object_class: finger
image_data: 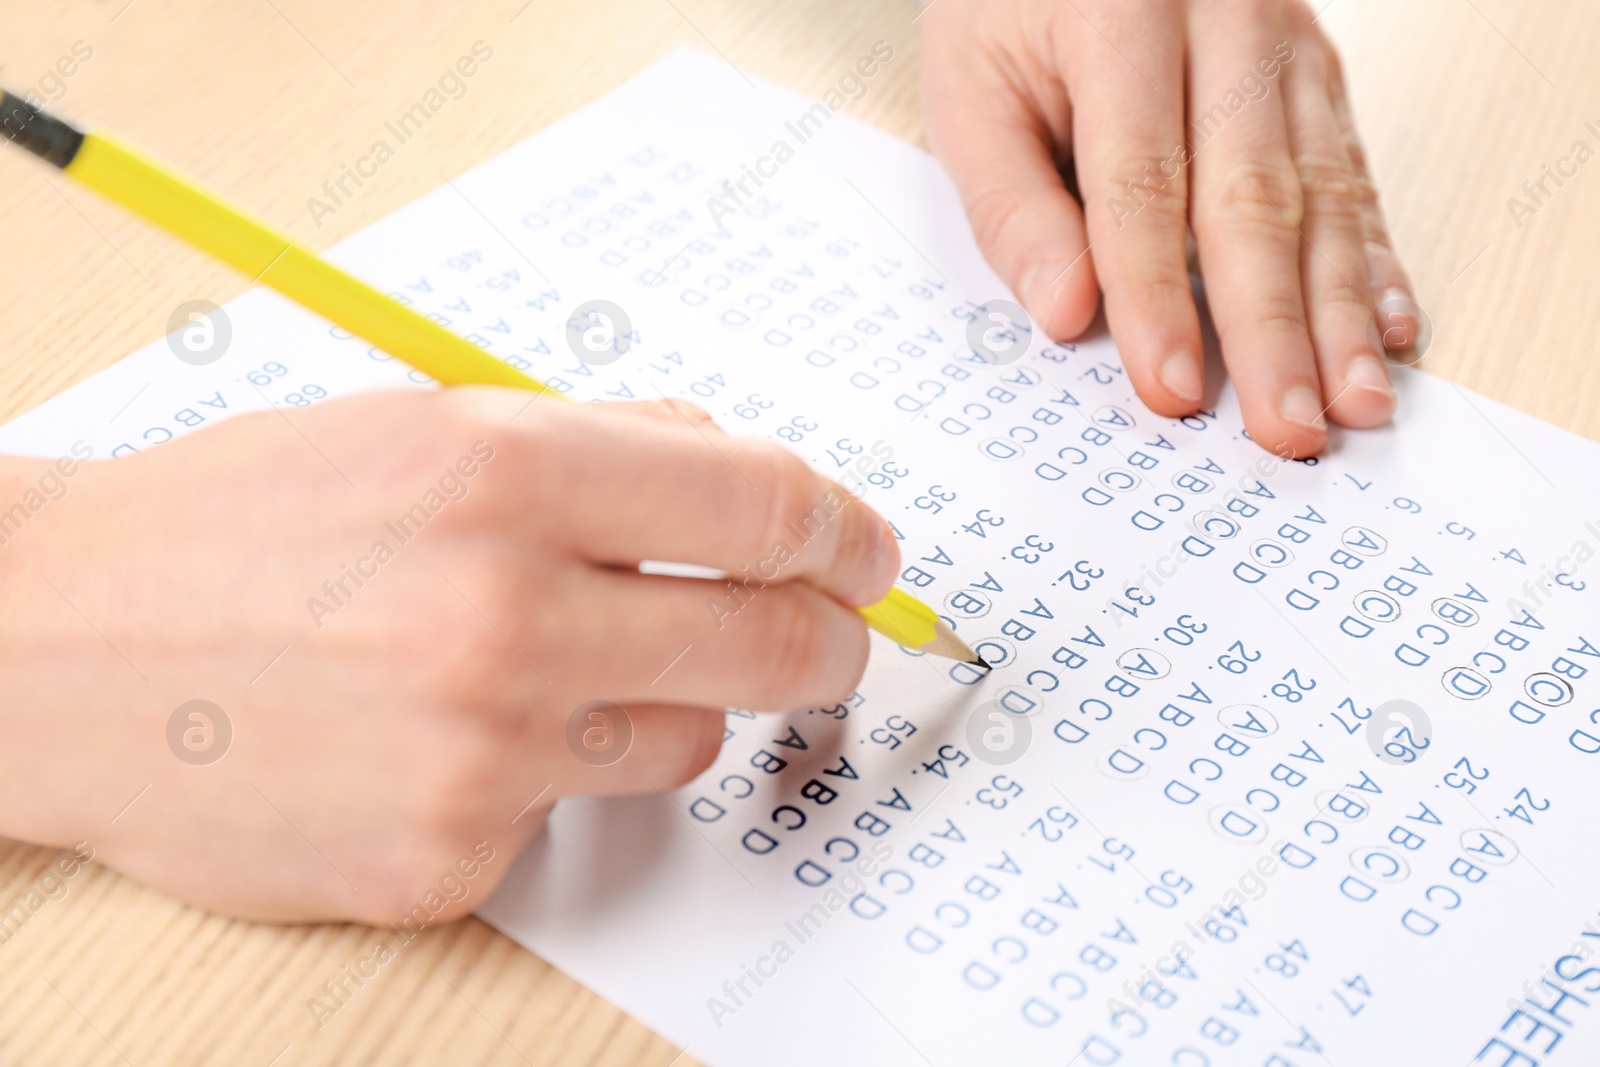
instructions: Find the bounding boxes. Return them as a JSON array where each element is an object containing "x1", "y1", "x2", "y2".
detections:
[
  {"x1": 1280, "y1": 23, "x2": 1394, "y2": 428},
  {"x1": 485, "y1": 397, "x2": 900, "y2": 607},
  {"x1": 1189, "y1": 20, "x2": 1326, "y2": 456},
  {"x1": 922, "y1": 11, "x2": 1099, "y2": 340},
  {"x1": 552, "y1": 702, "x2": 724, "y2": 797},
  {"x1": 559, "y1": 569, "x2": 869, "y2": 711},
  {"x1": 1327, "y1": 58, "x2": 1421, "y2": 351},
  {"x1": 606, "y1": 429, "x2": 897, "y2": 606},
  {"x1": 1069, "y1": 0, "x2": 1206, "y2": 411}
]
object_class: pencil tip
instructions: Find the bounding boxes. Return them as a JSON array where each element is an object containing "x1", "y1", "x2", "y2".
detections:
[{"x1": 969, "y1": 654, "x2": 993, "y2": 671}]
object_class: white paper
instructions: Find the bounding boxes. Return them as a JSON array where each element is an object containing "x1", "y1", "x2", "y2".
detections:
[{"x1": 12, "y1": 48, "x2": 1600, "y2": 1067}]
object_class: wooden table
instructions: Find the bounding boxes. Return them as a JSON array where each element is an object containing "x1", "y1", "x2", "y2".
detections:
[{"x1": 1, "y1": 0, "x2": 1594, "y2": 1062}]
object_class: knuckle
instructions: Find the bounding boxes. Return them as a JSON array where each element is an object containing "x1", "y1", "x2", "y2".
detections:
[
  {"x1": 1337, "y1": 112, "x2": 1376, "y2": 168},
  {"x1": 827, "y1": 495, "x2": 877, "y2": 588},
  {"x1": 1297, "y1": 169, "x2": 1364, "y2": 231},
  {"x1": 1100, "y1": 151, "x2": 1188, "y2": 194},
  {"x1": 1359, "y1": 224, "x2": 1397, "y2": 260},
  {"x1": 1137, "y1": 185, "x2": 1191, "y2": 227},
  {"x1": 1110, "y1": 269, "x2": 1194, "y2": 313},
  {"x1": 766, "y1": 593, "x2": 824, "y2": 705},
  {"x1": 1203, "y1": 162, "x2": 1305, "y2": 233},
  {"x1": 1222, "y1": 290, "x2": 1310, "y2": 339},
  {"x1": 1352, "y1": 171, "x2": 1381, "y2": 210},
  {"x1": 1097, "y1": 152, "x2": 1188, "y2": 222},
  {"x1": 1363, "y1": 235, "x2": 1400, "y2": 263},
  {"x1": 1256, "y1": 305, "x2": 1312, "y2": 334},
  {"x1": 434, "y1": 388, "x2": 512, "y2": 452},
  {"x1": 963, "y1": 184, "x2": 1034, "y2": 260},
  {"x1": 663, "y1": 397, "x2": 714, "y2": 425},
  {"x1": 425, "y1": 575, "x2": 542, "y2": 707},
  {"x1": 1222, "y1": 0, "x2": 1290, "y2": 26},
  {"x1": 636, "y1": 397, "x2": 686, "y2": 422},
  {"x1": 1317, "y1": 274, "x2": 1373, "y2": 313},
  {"x1": 1356, "y1": 183, "x2": 1398, "y2": 249},
  {"x1": 624, "y1": 396, "x2": 712, "y2": 429},
  {"x1": 753, "y1": 445, "x2": 823, "y2": 555},
  {"x1": 757, "y1": 593, "x2": 833, "y2": 709},
  {"x1": 1284, "y1": 0, "x2": 1318, "y2": 31},
  {"x1": 1296, "y1": 159, "x2": 1359, "y2": 205}
]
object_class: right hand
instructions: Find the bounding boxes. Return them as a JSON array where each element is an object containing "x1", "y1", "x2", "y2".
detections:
[{"x1": 0, "y1": 389, "x2": 899, "y2": 923}]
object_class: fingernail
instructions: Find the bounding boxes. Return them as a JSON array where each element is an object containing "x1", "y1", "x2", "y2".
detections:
[
  {"x1": 1159, "y1": 350, "x2": 1202, "y2": 402},
  {"x1": 1280, "y1": 385, "x2": 1327, "y2": 430},
  {"x1": 1345, "y1": 354, "x2": 1394, "y2": 398}
]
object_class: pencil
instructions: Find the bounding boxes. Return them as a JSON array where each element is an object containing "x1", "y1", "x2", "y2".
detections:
[{"x1": 0, "y1": 92, "x2": 989, "y2": 668}]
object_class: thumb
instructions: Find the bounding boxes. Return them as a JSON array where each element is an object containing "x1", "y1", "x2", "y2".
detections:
[{"x1": 922, "y1": 18, "x2": 1099, "y2": 340}]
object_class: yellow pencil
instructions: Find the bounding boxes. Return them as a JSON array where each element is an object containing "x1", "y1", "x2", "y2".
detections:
[{"x1": 0, "y1": 92, "x2": 987, "y2": 667}]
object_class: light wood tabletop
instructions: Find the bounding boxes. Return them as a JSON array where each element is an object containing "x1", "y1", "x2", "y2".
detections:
[{"x1": 0, "y1": 0, "x2": 1594, "y2": 1063}]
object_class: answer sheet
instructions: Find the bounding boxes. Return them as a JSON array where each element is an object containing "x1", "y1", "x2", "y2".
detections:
[{"x1": 7, "y1": 48, "x2": 1600, "y2": 1067}]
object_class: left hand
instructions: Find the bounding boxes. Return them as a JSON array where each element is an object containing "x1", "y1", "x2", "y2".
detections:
[{"x1": 922, "y1": 0, "x2": 1419, "y2": 457}]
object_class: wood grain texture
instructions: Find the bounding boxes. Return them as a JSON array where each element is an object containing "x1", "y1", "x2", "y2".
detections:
[{"x1": 0, "y1": 0, "x2": 1591, "y2": 1063}]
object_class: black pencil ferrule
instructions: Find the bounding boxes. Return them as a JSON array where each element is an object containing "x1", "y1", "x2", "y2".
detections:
[{"x1": 0, "y1": 91, "x2": 85, "y2": 169}]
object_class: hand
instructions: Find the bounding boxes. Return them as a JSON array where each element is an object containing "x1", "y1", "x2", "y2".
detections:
[
  {"x1": 922, "y1": 0, "x2": 1419, "y2": 456},
  {"x1": 0, "y1": 390, "x2": 898, "y2": 922}
]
